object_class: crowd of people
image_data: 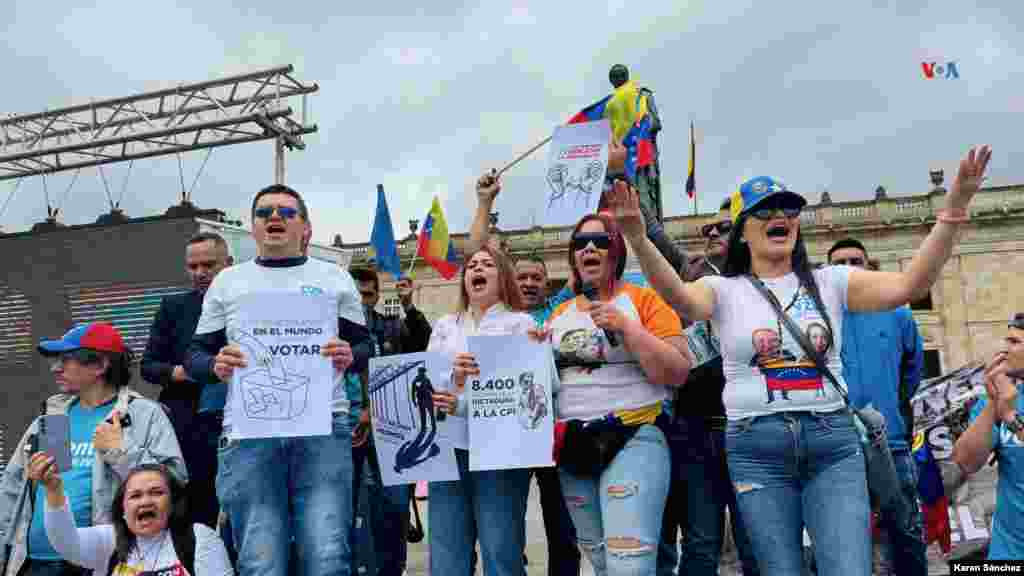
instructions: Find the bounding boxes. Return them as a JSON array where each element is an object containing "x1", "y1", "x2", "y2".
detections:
[{"x1": 2, "y1": 141, "x2": 1019, "y2": 576}]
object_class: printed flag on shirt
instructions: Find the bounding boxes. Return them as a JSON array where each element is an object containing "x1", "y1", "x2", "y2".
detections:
[
  {"x1": 912, "y1": 431, "x2": 952, "y2": 553},
  {"x1": 685, "y1": 122, "x2": 696, "y2": 199},
  {"x1": 416, "y1": 197, "x2": 458, "y2": 280},
  {"x1": 568, "y1": 80, "x2": 654, "y2": 185},
  {"x1": 369, "y1": 184, "x2": 402, "y2": 279}
]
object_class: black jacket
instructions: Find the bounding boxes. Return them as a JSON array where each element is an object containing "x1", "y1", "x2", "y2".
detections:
[
  {"x1": 141, "y1": 290, "x2": 205, "y2": 442},
  {"x1": 365, "y1": 305, "x2": 432, "y2": 356}
]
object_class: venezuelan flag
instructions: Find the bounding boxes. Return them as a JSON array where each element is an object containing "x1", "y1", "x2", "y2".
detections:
[
  {"x1": 416, "y1": 197, "x2": 458, "y2": 280},
  {"x1": 568, "y1": 80, "x2": 655, "y2": 185},
  {"x1": 912, "y1": 431, "x2": 952, "y2": 553}
]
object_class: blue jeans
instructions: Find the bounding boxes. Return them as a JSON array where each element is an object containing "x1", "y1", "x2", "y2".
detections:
[
  {"x1": 217, "y1": 414, "x2": 354, "y2": 576},
  {"x1": 429, "y1": 449, "x2": 530, "y2": 576},
  {"x1": 560, "y1": 424, "x2": 671, "y2": 576},
  {"x1": 876, "y1": 448, "x2": 928, "y2": 576},
  {"x1": 658, "y1": 415, "x2": 759, "y2": 576},
  {"x1": 726, "y1": 410, "x2": 871, "y2": 576}
]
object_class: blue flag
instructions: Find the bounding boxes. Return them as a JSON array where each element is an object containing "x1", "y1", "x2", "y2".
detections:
[{"x1": 370, "y1": 184, "x2": 402, "y2": 279}]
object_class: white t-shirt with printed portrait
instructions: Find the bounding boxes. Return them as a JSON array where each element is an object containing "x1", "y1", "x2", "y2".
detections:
[{"x1": 704, "y1": 265, "x2": 853, "y2": 420}]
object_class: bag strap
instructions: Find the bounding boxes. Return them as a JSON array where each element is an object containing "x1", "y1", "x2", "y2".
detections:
[
  {"x1": 411, "y1": 496, "x2": 423, "y2": 532},
  {"x1": 744, "y1": 275, "x2": 850, "y2": 406}
]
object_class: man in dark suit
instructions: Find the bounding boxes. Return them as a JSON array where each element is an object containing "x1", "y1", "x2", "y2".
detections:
[{"x1": 141, "y1": 231, "x2": 233, "y2": 528}]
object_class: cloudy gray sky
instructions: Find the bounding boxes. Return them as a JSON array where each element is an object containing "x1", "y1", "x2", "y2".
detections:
[{"x1": 2, "y1": 0, "x2": 1021, "y2": 245}]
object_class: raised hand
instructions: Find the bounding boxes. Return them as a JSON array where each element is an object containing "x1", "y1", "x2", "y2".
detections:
[
  {"x1": 607, "y1": 179, "x2": 645, "y2": 240},
  {"x1": 477, "y1": 169, "x2": 501, "y2": 205},
  {"x1": 947, "y1": 145, "x2": 993, "y2": 211}
]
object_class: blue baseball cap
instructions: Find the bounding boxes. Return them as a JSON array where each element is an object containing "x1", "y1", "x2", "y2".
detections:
[
  {"x1": 729, "y1": 176, "x2": 807, "y2": 223},
  {"x1": 38, "y1": 322, "x2": 127, "y2": 356}
]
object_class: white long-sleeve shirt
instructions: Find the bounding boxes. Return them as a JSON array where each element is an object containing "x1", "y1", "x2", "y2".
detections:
[{"x1": 45, "y1": 500, "x2": 233, "y2": 576}]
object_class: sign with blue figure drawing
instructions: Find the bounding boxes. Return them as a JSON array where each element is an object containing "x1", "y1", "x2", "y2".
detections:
[{"x1": 369, "y1": 352, "x2": 460, "y2": 487}]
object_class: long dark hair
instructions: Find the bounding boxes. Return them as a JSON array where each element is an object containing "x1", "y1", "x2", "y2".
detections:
[
  {"x1": 723, "y1": 213, "x2": 835, "y2": 347},
  {"x1": 107, "y1": 464, "x2": 194, "y2": 576},
  {"x1": 568, "y1": 212, "x2": 627, "y2": 296}
]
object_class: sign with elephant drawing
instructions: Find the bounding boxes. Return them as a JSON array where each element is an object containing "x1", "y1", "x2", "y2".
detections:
[
  {"x1": 466, "y1": 335, "x2": 556, "y2": 471},
  {"x1": 228, "y1": 293, "x2": 334, "y2": 439}
]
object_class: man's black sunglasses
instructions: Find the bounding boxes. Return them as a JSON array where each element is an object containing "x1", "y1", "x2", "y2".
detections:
[
  {"x1": 254, "y1": 205, "x2": 300, "y2": 220},
  {"x1": 700, "y1": 221, "x2": 733, "y2": 238},
  {"x1": 831, "y1": 257, "x2": 865, "y2": 267},
  {"x1": 749, "y1": 200, "x2": 802, "y2": 221},
  {"x1": 1010, "y1": 313, "x2": 1024, "y2": 331},
  {"x1": 571, "y1": 233, "x2": 611, "y2": 251}
]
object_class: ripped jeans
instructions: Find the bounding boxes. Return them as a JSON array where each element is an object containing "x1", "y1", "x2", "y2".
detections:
[
  {"x1": 726, "y1": 410, "x2": 871, "y2": 576},
  {"x1": 559, "y1": 424, "x2": 670, "y2": 576}
]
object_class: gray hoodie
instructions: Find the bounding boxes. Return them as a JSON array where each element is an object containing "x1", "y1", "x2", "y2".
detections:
[{"x1": 0, "y1": 388, "x2": 186, "y2": 576}]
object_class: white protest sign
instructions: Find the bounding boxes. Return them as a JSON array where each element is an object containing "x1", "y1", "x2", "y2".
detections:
[
  {"x1": 543, "y1": 119, "x2": 610, "y2": 228},
  {"x1": 229, "y1": 293, "x2": 334, "y2": 439},
  {"x1": 368, "y1": 352, "x2": 461, "y2": 486},
  {"x1": 467, "y1": 335, "x2": 555, "y2": 471}
]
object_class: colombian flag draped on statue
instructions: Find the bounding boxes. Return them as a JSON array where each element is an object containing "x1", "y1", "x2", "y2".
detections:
[
  {"x1": 568, "y1": 80, "x2": 655, "y2": 185},
  {"x1": 912, "y1": 431, "x2": 952, "y2": 553},
  {"x1": 416, "y1": 196, "x2": 458, "y2": 280}
]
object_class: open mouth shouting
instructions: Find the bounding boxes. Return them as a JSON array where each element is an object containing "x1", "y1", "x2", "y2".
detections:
[
  {"x1": 580, "y1": 253, "x2": 603, "y2": 276},
  {"x1": 134, "y1": 506, "x2": 159, "y2": 527},
  {"x1": 265, "y1": 222, "x2": 287, "y2": 236},
  {"x1": 469, "y1": 274, "x2": 489, "y2": 293},
  {"x1": 765, "y1": 221, "x2": 791, "y2": 242}
]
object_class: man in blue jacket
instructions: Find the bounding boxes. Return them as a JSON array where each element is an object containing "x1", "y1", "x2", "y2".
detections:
[{"x1": 828, "y1": 238, "x2": 926, "y2": 576}]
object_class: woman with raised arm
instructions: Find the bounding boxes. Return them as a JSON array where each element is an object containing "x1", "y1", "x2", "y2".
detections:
[
  {"x1": 28, "y1": 459, "x2": 233, "y2": 576},
  {"x1": 426, "y1": 244, "x2": 535, "y2": 576},
  {"x1": 607, "y1": 146, "x2": 992, "y2": 576},
  {"x1": 541, "y1": 211, "x2": 691, "y2": 576}
]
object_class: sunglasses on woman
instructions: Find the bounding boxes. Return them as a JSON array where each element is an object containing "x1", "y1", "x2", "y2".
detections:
[
  {"x1": 749, "y1": 200, "x2": 802, "y2": 221},
  {"x1": 700, "y1": 221, "x2": 732, "y2": 238},
  {"x1": 571, "y1": 232, "x2": 611, "y2": 252},
  {"x1": 1010, "y1": 313, "x2": 1024, "y2": 331},
  {"x1": 254, "y1": 205, "x2": 300, "y2": 220}
]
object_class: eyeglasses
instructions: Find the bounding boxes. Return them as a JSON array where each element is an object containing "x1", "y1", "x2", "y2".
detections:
[
  {"x1": 700, "y1": 221, "x2": 733, "y2": 238},
  {"x1": 571, "y1": 233, "x2": 611, "y2": 252},
  {"x1": 749, "y1": 200, "x2": 802, "y2": 221},
  {"x1": 254, "y1": 205, "x2": 300, "y2": 220},
  {"x1": 53, "y1": 349, "x2": 99, "y2": 366},
  {"x1": 831, "y1": 257, "x2": 865, "y2": 267}
]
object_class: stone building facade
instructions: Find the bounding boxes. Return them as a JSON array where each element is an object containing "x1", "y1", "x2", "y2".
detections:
[{"x1": 345, "y1": 181, "x2": 1024, "y2": 378}]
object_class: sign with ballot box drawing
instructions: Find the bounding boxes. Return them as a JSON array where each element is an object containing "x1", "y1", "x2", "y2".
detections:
[
  {"x1": 229, "y1": 293, "x2": 335, "y2": 439},
  {"x1": 466, "y1": 335, "x2": 556, "y2": 472}
]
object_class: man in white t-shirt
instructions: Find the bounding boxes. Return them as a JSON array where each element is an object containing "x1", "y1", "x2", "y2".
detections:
[{"x1": 185, "y1": 184, "x2": 371, "y2": 576}]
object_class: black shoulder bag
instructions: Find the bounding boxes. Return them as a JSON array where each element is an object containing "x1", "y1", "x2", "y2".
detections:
[{"x1": 745, "y1": 275, "x2": 912, "y2": 525}]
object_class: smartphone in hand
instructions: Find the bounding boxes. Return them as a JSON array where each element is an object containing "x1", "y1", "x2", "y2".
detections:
[{"x1": 36, "y1": 414, "x2": 72, "y2": 473}]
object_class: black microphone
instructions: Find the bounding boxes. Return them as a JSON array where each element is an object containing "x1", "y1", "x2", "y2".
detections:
[{"x1": 580, "y1": 281, "x2": 618, "y2": 346}]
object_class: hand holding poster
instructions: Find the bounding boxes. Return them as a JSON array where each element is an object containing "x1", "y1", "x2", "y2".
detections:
[
  {"x1": 229, "y1": 293, "x2": 334, "y2": 439},
  {"x1": 368, "y1": 352, "x2": 460, "y2": 486},
  {"x1": 543, "y1": 119, "x2": 610, "y2": 228},
  {"x1": 467, "y1": 335, "x2": 555, "y2": 471}
]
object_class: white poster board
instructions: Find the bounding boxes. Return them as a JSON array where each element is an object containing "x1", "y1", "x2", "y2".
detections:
[
  {"x1": 229, "y1": 294, "x2": 334, "y2": 439},
  {"x1": 543, "y1": 119, "x2": 610, "y2": 228},
  {"x1": 368, "y1": 352, "x2": 461, "y2": 486},
  {"x1": 466, "y1": 335, "x2": 555, "y2": 471}
]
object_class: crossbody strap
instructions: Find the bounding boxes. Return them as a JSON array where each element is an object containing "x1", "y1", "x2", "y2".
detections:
[{"x1": 744, "y1": 275, "x2": 850, "y2": 407}]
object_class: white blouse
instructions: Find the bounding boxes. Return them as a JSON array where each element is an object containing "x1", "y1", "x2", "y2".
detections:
[{"x1": 45, "y1": 501, "x2": 233, "y2": 576}]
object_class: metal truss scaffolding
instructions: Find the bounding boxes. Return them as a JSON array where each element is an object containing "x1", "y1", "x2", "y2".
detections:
[{"x1": 0, "y1": 65, "x2": 318, "y2": 182}]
